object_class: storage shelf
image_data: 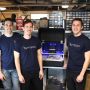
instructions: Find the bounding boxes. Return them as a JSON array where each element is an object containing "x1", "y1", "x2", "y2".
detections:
[
  {"x1": 49, "y1": 11, "x2": 64, "y2": 28},
  {"x1": 66, "y1": 11, "x2": 90, "y2": 31}
]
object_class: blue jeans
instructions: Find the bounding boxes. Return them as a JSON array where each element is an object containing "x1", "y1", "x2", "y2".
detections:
[{"x1": 2, "y1": 69, "x2": 20, "y2": 90}]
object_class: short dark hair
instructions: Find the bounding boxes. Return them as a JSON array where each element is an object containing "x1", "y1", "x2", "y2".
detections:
[
  {"x1": 72, "y1": 18, "x2": 84, "y2": 27},
  {"x1": 4, "y1": 18, "x2": 13, "y2": 25},
  {"x1": 23, "y1": 19, "x2": 33, "y2": 27}
]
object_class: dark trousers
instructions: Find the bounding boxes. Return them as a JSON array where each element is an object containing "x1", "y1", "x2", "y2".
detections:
[
  {"x1": 0, "y1": 80, "x2": 3, "y2": 88},
  {"x1": 20, "y1": 72, "x2": 43, "y2": 90},
  {"x1": 66, "y1": 70, "x2": 87, "y2": 90}
]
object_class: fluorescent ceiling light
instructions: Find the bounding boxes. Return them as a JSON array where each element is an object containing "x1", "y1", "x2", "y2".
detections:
[
  {"x1": 62, "y1": 5, "x2": 69, "y2": 8},
  {"x1": 0, "y1": 7, "x2": 6, "y2": 11}
]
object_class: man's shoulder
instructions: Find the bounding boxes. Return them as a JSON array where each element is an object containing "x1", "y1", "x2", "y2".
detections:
[
  {"x1": 67, "y1": 34, "x2": 73, "y2": 40},
  {"x1": 0, "y1": 34, "x2": 5, "y2": 40},
  {"x1": 13, "y1": 32, "x2": 21, "y2": 37},
  {"x1": 31, "y1": 36, "x2": 39, "y2": 41},
  {"x1": 80, "y1": 34, "x2": 90, "y2": 43},
  {"x1": 82, "y1": 34, "x2": 89, "y2": 39}
]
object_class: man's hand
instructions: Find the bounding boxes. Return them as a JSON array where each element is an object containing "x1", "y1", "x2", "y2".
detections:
[
  {"x1": 0, "y1": 71, "x2": 6, "y2": 80},
  {"x1": 63, "y1": 63, "x2": 67, "y2": 69},
  {"x1": 39, "y1": 70, "x2": 44, "y2": 80},
  {"x1": 19, "y1": 74, "x2": 25, "y2": 83},
  {"x1": 76, "y1": 74, "x2": 84, "y2": 83}
]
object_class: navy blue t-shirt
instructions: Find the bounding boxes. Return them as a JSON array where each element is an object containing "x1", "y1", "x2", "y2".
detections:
[
  {"x1": 67, "y1": 34, "x2": 90, "y2": 72},
  {"x1": 14, "y1": 36, "x2": 41, "y2": 74},
  {"x1": 0, "y1": 33, "x2": 21, "y2": 70}
]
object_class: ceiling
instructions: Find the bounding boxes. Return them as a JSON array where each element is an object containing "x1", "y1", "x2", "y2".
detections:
[{"x1": 0, "y1": 0, "x2": 90, "y2": 11}]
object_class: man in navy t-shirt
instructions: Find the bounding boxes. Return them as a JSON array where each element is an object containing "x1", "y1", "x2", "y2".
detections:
[
  {"x1": 64, "y1": 18, "x2": 90, "y2": 90},
  {"x1": 0, "y1": 18, "x2": 20, "y2": 90},
  {"x1": 14, "y1": 19, "x2": 43, "y2": 90}
]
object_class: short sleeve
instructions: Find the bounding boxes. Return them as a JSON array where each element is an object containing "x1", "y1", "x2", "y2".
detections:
[
  {"x1": 84, "y1": 38, "x2": 90, "y2": 52},
  {"x1": 14, "y1": 39, "x2": 21, "y2": 53},
  {"x1": 37, "y1": 39, "x2": 41, "y2": 49},
  {"x1": 0, "y1": 35, "x2": 3, "y2": 50},
  {"x1": 67, "y1": 36, "x2": 70, "y2": 47},
  {"x1": 0, "y1": 39, "x2": 1, "y2": 50}
]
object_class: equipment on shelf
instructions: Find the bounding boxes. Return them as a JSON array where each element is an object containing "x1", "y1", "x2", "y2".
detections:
[{"x1": 38, "y1": 28, "x2": 65, "y2": 67}]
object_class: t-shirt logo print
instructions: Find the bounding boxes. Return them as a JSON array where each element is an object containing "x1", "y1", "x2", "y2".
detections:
[
  {"x1": 70, "y1": 43, "x2": 80, "y2": 48},
  {"x1": 23, "y1": 46, "x2": 36, "y2": 50}
]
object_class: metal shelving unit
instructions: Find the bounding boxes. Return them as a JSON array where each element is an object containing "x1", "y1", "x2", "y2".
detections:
[
  {"x1": 49, "y1": 11, "x2": 64, "y2": 28},
  {"x1": 66, "y1": 11, "x2": 90, "y2": 31}
]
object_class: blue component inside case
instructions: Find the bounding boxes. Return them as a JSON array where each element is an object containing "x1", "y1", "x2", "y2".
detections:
[{"x1": 42, "y1": 42, "x2": 64, "y2": 54}]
